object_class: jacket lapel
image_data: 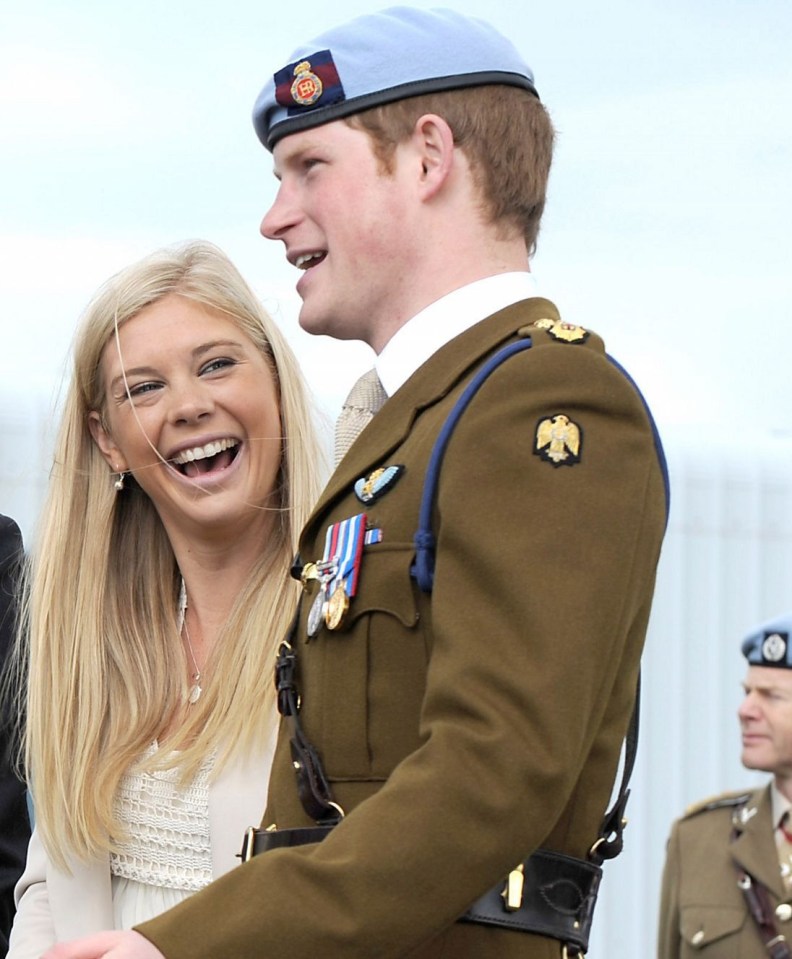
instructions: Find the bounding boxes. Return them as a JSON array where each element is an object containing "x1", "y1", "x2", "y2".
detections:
[
  {"x1": 311, "y1": 297, "x2": 559, "y2": 523},
  {"x1": 730, "y1": 785, "x2": 787, "y2": 900}
]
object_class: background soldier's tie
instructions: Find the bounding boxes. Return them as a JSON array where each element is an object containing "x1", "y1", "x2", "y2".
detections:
[
  {"x1": 334, "y1": 368, "x2": 388, "y2": 466},
  {"x1": 776, "y1": 810, "x2": 792, "y2": 890}
]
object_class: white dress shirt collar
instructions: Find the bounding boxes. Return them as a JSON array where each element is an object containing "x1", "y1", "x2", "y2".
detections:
[
  {"x1": 375, "y1": 272, "x2": 538, "y2": 397},
  {"x1": 772, "y1": 781, "x2": 792, "y2": 830}
]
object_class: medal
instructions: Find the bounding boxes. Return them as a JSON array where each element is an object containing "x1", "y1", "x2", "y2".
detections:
[
  {"x1": 304, "y1": 559, "x2": 337, "y2": 640},
  {"x1": 325, "y1": 580, "x2": 350, "y2": 630},
  {"x1": 319, "y1": 514, "x2": 367, "y2": 632},
  {"x1": 307, "y1": 590, "x2": 326, "y2": 638}
]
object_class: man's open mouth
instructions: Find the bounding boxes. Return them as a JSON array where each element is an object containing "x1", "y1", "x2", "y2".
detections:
[{"x1": 295, "y1": 252, "x2": 326, "y2": 270}]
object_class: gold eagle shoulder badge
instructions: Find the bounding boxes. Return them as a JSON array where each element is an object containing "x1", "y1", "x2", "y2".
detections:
[{"x1": 534, "y1": 414, "x2": 582, "y2": 467}]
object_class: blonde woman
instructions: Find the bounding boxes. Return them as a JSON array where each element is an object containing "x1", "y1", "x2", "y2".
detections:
[{"x1": 8, "y1": 240, "x2": 323, "y2": 958}]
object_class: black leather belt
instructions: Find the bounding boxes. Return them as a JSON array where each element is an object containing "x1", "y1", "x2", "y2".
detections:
[{"x1": 240, "y1": 824, "x2": 601, "y2": 956}]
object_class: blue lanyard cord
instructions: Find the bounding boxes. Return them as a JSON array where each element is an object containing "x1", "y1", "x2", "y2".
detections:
[{"x1": 412, "y1": 338, "x2": 534, "y2": 593}]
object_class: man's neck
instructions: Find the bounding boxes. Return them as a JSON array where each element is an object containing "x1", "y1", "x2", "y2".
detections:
[{"x1": 367, "y1": 222, "x2": 530, "y2": 353}]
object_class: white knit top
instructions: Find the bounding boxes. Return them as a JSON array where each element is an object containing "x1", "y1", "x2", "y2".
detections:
[{"x1": 109, "y1": 744, "x2": 215, "y2": 928}]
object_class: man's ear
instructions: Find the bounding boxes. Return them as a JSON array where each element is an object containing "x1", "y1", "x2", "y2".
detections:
[
  {"x1": 411, "y1": 113, "x2": 455, "y2": 200},
  {"x1": 88, "y1": 411, "x2": 128, "y2": 473}
]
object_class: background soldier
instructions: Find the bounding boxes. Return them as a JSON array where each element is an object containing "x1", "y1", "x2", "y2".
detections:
[{"x1": 659, "y1": 613, "x2": 792, "y2": 957}]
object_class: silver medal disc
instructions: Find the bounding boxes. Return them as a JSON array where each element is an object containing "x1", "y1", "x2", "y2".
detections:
[{"x1": 307, "y1": 590, "x2": 325, "y2": 638}]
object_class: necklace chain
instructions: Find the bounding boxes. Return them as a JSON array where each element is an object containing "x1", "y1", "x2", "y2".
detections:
[{"x1": 179, "y1": 580, "x2": 203, "y2": 705}]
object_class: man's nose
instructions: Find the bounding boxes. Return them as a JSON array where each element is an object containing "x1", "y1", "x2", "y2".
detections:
[{"x1": 260, "y1": 182, "x2": 299, "y2": 240}]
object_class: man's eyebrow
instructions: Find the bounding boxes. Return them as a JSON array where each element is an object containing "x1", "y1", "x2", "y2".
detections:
[{"x1": 746, "y1": 682, "x2": 789, "y2": 694}]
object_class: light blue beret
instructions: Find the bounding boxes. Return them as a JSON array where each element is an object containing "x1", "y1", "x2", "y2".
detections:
[
  {"x1": 253, "y1": 6, "x2": 538, "y2": 151},
  {"x1": 742, "y1": 612, "x2": 792, "y2": 668}
]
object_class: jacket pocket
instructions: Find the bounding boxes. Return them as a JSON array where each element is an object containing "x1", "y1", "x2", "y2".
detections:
[
  {"x1": 680, "y1": 904, "x2": 747, "y2": 951},
  {"x1": 342, "y1": 541, "x2": 419, "y2": 629},
  {"x1": 317, "y1": 543, "x2": 426, "y2": 780}
]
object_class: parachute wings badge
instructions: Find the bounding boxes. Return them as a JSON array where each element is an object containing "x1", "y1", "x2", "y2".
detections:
[{"x1": 534, "y1": 414, "x2": 582, "y2": 467}]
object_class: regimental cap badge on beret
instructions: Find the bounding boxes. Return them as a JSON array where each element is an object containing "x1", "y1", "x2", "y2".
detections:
[
  {"x1": 274, "y1": 50, "x2": 344, "y2": 111},
  {"x1": 290, "y1": 62, "x2": 323, "y2": 106},
  {"x1": 742, "y1": 612, "x2": 792, "y2": 668}
]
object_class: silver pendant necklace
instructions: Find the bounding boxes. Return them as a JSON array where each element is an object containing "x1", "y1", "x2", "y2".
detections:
[{"x1": 179, "y1": 580, "x2": 202, "y2": 704}]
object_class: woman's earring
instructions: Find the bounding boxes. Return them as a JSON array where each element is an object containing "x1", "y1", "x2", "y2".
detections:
[{"x1": 114, "y1": 471, "x2": 126, "y2": 492}]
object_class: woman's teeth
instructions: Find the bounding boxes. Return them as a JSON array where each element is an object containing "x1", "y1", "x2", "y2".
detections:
[{"x1": 172, "y1": 438, "x2": 238, "y2": 465}]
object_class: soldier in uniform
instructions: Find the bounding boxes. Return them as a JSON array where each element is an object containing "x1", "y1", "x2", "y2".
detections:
[
  {"x1": 43, "y1": 8, "x2": 668, "y2": 959},
  {"x1": 658, "y1": 613, "x2": 792, "y2": 958}
]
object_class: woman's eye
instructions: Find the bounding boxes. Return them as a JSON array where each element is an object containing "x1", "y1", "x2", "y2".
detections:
[
  {"x1": 128, "y1": 381, "x2": 161, "y2": 398},
  {"x1": 201, "y1": 358, "x2": 236, "y2": 375}
]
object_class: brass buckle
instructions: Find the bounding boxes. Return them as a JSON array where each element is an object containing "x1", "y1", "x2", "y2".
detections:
[
  {"x1": 238, "y1": 823, "x2": 277, "y2": 862},
  {"x1": 500, "y1": 863, "x2": 525, "y2": 911},
  {"x1": 239, "y1": 826, "x2": 256, "y2": 863}
]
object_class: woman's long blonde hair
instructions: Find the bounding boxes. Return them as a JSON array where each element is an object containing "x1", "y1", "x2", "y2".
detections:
[{"x1": 21, "y1": 240, "x2": 324, "y2": 867}]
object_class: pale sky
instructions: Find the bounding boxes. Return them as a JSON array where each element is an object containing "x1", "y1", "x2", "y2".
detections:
[{"x1": 1, "y1": 0, "x2": 791, "y2": 536}]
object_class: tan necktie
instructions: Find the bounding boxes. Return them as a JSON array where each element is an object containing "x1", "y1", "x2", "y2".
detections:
[{"x1": 334, "y1": 368, "x2": 387, "y2": 466}]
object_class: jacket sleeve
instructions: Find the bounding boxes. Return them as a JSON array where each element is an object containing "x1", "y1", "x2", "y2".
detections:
[
  {"x1": 7, "y1": 828, "x2": 56, "y2": 959},
  {"x1": 138, "y1": 340, "x2": 667, "y2": 959}
]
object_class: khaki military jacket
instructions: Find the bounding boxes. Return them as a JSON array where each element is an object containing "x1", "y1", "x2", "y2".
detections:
[
  {"x1": 658, "y1": 784, "x2": 792, "y2": 958},
  {"x1": 141, "y1": 298, "x2": 668, "y2": 959}
]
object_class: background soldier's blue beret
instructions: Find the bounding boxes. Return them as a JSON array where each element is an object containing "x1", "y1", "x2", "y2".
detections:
[
  {"x1": 253, "y1": 6, "x2": 539, "y2": 151},
  {"x1": 742, "y1": 612, "x2": 792, "y2": 668}
]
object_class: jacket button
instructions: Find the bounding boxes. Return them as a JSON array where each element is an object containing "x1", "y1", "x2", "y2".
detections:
[
  {"x1": 691, "y1": 929, "x2": 705, "y2": 945},
  {"x1": 776, "y1": 903, "x2": 792, "y2": 922}
]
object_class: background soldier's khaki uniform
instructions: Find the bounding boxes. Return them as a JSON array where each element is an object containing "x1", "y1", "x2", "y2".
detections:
[{"x1": 659, "y1": 785, "x2": 792, "y2": 957}]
